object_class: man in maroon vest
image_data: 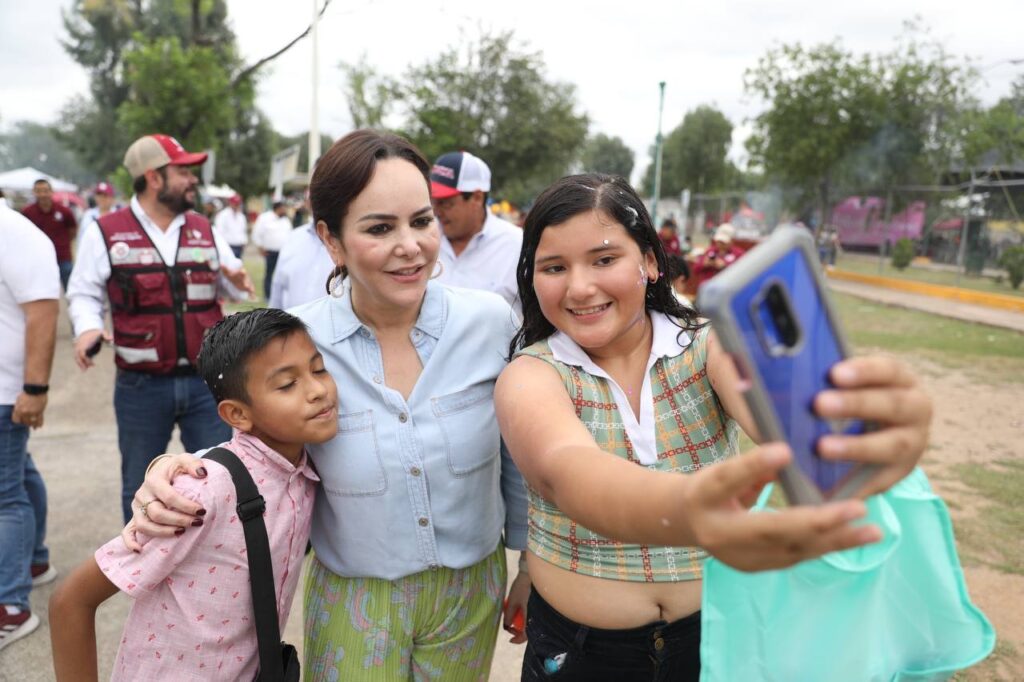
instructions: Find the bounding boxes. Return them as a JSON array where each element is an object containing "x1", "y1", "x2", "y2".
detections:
[{"x1": 66, "y1": 134, "x2": 254, "y2": 522}]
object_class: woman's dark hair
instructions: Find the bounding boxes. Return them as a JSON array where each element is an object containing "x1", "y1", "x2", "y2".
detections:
[
  {"x1": 309, "y1": 129, "x2": 431, "y2": 288},
  {"x1": 666, "y1": 253, "x2": 690, "y2": 282},
  {"x1": 509, "y1": 173, "x2": 704, "y2": 359}
]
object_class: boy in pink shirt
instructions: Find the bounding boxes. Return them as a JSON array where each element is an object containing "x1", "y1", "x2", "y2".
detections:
[{"x1": 49, "y1": 308, "x2": 338, "y2": 681}]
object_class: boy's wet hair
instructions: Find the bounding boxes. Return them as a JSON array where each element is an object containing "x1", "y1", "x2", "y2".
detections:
[{"x1": 198, "y1": 309, "x2": 309, "y2": 403}]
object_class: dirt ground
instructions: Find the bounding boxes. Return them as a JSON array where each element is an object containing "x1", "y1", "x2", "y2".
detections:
[{"x1": 0, "y1": 308, "x2": 1018, "y2": 681}]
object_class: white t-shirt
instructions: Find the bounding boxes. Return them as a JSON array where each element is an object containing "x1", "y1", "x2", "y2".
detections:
[
  {"x1": 0, "y1": 206, "x2": 61, "y2": 404},
  {"x1": 436, "y1": 212, "x2": 522, "y2": 313},
  {"x1": 213, "y1": 206, "x2": 249, "y2": 246},
  {"x1": 268, "y1": 223, "x2": 335, "y2": 310},
  {"x1": 251, "y1": 211, "x2": 293, "y2": 252}
]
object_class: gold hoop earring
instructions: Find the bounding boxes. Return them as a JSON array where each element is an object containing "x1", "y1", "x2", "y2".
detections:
[{"x1": 430, "y1": 260, "x2": 445, "y2": 280}]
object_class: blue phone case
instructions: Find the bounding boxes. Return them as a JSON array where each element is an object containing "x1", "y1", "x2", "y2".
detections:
[{"x1": 697, "y1": 226, "x2": 877, "y2": 504}]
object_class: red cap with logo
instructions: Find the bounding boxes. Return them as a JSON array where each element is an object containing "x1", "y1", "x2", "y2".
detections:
[
  {"x1": 94, "y1": 181, "x2": 115, "y2": 197},
  {"x1": 123, "y1": 134, "x2": 208, "y2": 179}
]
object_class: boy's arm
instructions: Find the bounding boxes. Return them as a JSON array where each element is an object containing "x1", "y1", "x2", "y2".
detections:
[{"x1": 50, "y1": 558, "x2": 119, "y2": 682}]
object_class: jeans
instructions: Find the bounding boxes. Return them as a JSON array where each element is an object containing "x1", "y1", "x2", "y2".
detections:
[
  {"x1": 0, "y1": 405, "x2": 49, "y2": 609},
  {"x1": 113, "y1": 370, "x2": 231, "y2": 522},
  {"x1": 230, "y1": 244, "x2": 244, "y2": 259},
  {"x1": 263, "y1": 250, "x2": 280, "y2": 300},
  {"x1": 58, "y1": 260, "x2": 73, "y2": 292},
  {"x1": 522, "y1": 588, "x2": 701, "y2": 682}
]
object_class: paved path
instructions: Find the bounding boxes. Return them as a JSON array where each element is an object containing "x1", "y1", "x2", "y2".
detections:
[{"x1": 828, "y1": 279, "x2": 1024, "y2": 333}]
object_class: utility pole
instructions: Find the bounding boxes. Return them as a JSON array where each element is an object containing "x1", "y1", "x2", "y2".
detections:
[
  {"x1": 308, "y1": 0, "x2": 321, "y2": 176},
  {"x1": 956, "y1": 171, "x2": 975, "y2": 287},
  {"x1": 651, "y1": 81, "x2": 666, "y2": 227}
]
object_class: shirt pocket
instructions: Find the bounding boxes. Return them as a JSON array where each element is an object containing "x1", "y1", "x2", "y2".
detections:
[
  {"x1": 321, "y1": 410, "x2": 388, "y2": 496},
  {"x1": 431, "y1": 383, "x2": 500, "y2": 477}
]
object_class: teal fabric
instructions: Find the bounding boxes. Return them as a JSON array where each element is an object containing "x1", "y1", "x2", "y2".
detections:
[{"x1": 700, "y1": 468, "x2": 995, "y2": 682}]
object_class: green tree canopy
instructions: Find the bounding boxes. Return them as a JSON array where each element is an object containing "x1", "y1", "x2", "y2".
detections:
[
  {"x1": 745, "y1": 27, "x2": 979, "y2": 224},
  {"x1": 347, "y1": 30, "x2": 589, "y2": 206},
  {"x1": 579, "y1": 133, "x2": 634, "y2": 179},
  {"x1": 641, "y1": 105, "x2": 734, "y2": 197}
]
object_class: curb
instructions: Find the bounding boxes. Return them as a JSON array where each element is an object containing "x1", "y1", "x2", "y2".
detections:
[{"x1": 826, "y1": 269, "x2": 1024, "y2": 314}]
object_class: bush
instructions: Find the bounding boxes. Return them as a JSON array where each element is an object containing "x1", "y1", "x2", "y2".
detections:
[
  {"x1": 999, "y1": 245, "x2": 1024, "y2": 289},
  {"x1": 891, "y1": 238, "x2": 915, "y2": 271}
]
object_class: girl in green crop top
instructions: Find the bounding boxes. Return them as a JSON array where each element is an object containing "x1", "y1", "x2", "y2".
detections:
[{"x1": 495, "y1": 174, "x2": 934, "y2": 681}]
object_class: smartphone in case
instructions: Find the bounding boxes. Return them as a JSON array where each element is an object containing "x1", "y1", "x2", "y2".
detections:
[{"x1": 697, "y1": 226, "x2": 877, "y2": 505}]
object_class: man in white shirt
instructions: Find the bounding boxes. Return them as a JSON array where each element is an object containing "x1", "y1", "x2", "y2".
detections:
[
  {"x1": 0, "y1": 204, "x2": 60, "y2": 651},
  {"x1": 251, "y1": 201, "x2": 293, "y2": 300},
  {"x1": 213, "y1": 194, "x2": 248, "y2": 258},
  {"x1": 429, "y1": 151, "x2": 523, "y2": 312},
  {"x1": 67, "y1": 133, "x2": 254, "y2": 522},
  {"x1": 268, "y1": 221, "x2": 335, "y2": 310}
]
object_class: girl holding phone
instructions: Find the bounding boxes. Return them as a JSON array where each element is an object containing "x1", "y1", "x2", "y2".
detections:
[{"x1": 495, "y1": 173, "x2": 932, "y2": 680}]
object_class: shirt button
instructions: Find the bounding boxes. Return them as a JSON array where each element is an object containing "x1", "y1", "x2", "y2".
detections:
[
  {"x1": 418, "y1": 517, "x2": 429, "y2": 527},
  {"x1": 654, "y1": 637, "x2": 665, "y2": 651},
  {"x1": 398, "y1": 413, "x2": 408, "y2": 423},
  {"x1": 372, "y1": 375, "x2": 382, "y2": 384},
  {"x1": 410, "y1": 467, "x2": 422, "y2": 477}
]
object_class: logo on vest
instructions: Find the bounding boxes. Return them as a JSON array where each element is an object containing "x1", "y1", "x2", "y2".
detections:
[
  {"x1": 109, "y1": 232, "x2": 143, "y2": 242},
  {"x1": 189, "y1": 229, "x2": 202, "y2": 241},
  {"x1": 110, "y1": 241, "x2": 130, "y2": 260},
  {"x1": 191, "y1": 247, "x2": 207, "y2": 263}
]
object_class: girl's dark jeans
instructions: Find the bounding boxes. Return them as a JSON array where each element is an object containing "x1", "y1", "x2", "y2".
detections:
[{"x1": 521, "y1": 587, "x2": 701, "y2": 681}]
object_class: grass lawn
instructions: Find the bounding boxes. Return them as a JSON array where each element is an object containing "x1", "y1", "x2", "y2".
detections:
[
  {"x1": 834, "y1": 252, "x2": 1024, "y2": 300},
  {"x1": 830, "y1": 291, "x2": 1024, "y2": 380}
]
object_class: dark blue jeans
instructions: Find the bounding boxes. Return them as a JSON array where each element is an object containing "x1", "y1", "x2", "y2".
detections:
[
  {"x1": 58, "y1": 260, "x2": 73, "y2": 292},
  {"x1": 0, "y1": 405, "x2": 49, "y2": 609},
  {"x1": 263, "y1": 250, "x2": 280, "y2": 300},
  {"x1": 522, "y1": 588, "x2": 701, "y2": 682},
  {"x1": 113, "y1": 370, "x2": 230, "y2": 522}
]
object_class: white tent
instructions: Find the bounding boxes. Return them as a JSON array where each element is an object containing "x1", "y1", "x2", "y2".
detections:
[{"x1": 0, "y1": 167, "x2": 78, "y2": 193}]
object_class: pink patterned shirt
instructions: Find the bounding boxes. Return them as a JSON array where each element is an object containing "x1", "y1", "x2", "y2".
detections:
[{"x1": 95, "y1": 431, "x2": 319, "y2": 681}]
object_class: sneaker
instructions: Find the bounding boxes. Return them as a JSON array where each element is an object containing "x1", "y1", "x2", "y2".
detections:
[
  {"x1": 0, "y1": 606, "x2": 40, "y2": 652},
  {"x1": 31, "y1": 563, "x2": 58, "y2": 587}
]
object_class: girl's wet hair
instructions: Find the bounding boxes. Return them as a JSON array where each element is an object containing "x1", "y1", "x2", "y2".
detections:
[
  {"x1": 509, "y1": 173, "x2": 704, "y2": 358},
  {"x1": 309, "y1": 129, "x2": 431, "y2": 285}
]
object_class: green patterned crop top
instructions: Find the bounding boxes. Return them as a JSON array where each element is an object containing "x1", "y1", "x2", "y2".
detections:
[{"x1": 516, "y1": 321, "x2": 738, "y2": 582}]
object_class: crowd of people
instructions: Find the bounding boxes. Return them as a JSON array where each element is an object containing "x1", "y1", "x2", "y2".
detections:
[{"x1": 0, "y1": 129, "x2": 934, "y2": 681}]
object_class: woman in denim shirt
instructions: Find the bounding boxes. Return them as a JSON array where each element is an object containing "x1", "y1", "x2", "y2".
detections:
[{"x1": 131, "y1": 131, "x2": 530, "y2": 681}]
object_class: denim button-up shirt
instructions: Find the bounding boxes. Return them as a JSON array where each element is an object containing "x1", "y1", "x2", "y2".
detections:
[{"x1": 293, "y1": 281, "x2": 528, "y2": 580}]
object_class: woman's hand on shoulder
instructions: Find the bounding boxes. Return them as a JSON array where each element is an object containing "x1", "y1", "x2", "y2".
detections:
[
  {"x1": 814, "y1": 355, "x2": 932, "y2": 498},
  {"x1": 121, "y1": 453, "x2": 208, "y2": 552}
]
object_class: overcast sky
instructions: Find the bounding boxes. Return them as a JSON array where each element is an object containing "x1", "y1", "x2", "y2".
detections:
[{"x1": 2, "y1": 0, "x2": 1022, "y2": 179}]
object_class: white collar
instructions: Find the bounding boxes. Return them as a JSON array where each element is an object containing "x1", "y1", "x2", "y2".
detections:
[
  {"x1": 548, "y1": 311, "x2": 689, "y2": 372},
  {"x1": 547, "y1": 312, "x2": 690, "y2": 466}
]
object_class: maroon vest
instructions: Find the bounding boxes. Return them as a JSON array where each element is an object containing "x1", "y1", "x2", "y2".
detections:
[{"x1": 98, "y1": 207, "x2": 223, "y2": 374}]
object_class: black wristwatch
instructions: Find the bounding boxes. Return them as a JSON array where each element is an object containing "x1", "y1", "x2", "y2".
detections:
[{"x1": 22, "y1": 383, "x2": 49, "y2": 395}]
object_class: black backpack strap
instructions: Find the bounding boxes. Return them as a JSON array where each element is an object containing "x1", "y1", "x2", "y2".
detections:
[{"x1": 203, "y1": 447, "x2": 284, "y2": 682}]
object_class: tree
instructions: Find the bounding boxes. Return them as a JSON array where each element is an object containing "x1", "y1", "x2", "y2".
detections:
[
  {"x1": 396, "y1": 30, "x2": 589, "y2": 205},
  {"x1": 59, "y1": 0, "x2": 332, "y2": 184},
  {"x1": 0, "y1": 121, "x2": 94, "y2": 185},
  {"x1": 341, "y1": 55, "x2": 398, "y2": 129},
  {"x1": 580, "y1": 133, "x2": 634, "y2": 179},
  {"x1": 641, "y1": 105, "x2": 734, "y2": 197},
  {"x1": 744, "y1": 26, "x2": 979, "y2": 227}
]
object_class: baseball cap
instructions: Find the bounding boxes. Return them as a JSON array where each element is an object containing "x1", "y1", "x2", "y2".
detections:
[
  {"x1": 430, "y1": 151, "x2": 491, "y2": 199},
  {"x1": 228, "y1": 194, "x2": 242, "y2": 206},
  {"x1": 95, "y1": 182, "x2": 114, "y2": 197},
  {"x1": 713, "y1": 223, "x2": 736, "y2": 243},
  {"x1": 123, "y1": 134, "x2": 208, "y2": 179}
]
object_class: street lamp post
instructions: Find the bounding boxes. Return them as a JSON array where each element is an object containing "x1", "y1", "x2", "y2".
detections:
[
  {"x1": 308, "y1": 0, "x2": 321, "y2": 176},
  {"x1": 651, "y1": 81, "x2": 666, "y2": 227}
]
